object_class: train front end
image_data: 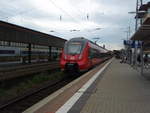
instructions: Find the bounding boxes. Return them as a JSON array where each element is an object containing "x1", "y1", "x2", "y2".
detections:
[{"x1": 60, "y1": 38, "x2": 90, "y2": 73}]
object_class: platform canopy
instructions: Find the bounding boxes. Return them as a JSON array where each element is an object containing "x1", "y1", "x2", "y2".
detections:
[
  {"x1": 131, "y1": 2, "x2": 150, "y2": 44},
  {"x1": 131, "y1": 25, "x2": 150, "y2": 52},
  {"x1": 131, "y1": 7, "x2": 150, "y2": 52},
  {"x1": 0, "y1": 20, "x2": 66, "y2": 48},
  {"x1": 131, "y1": 25, "x2": 150, "y2": 41}
]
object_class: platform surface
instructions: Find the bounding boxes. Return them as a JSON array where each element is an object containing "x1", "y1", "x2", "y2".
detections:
[{"x1": 68, "y1": 59, "x2": 150, "y2": 113}]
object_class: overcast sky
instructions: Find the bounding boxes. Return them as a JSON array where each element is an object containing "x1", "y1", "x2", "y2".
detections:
[{"x1": 0, "y1": 0, "x2": 149, "y2": 50}]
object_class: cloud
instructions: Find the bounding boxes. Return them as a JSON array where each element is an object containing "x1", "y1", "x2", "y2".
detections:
[{"x1": 0, "y1": 0, "x2": 139, "y2": 50}]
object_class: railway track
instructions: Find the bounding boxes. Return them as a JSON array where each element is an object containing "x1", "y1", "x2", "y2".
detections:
[
  {"x1": 0, "y1": 62, "x2": 59, "y2": 81},
  {"x1": 0, "y1": 59, "x2": 110, "y2": 113},
  {"x1": 0, "y1": 75, "x2": 77, "y2": 113}
]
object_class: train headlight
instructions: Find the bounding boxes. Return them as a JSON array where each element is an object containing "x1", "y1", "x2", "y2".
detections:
[
  {"x1": 78, "y1": 54, "x2": 82, "y2": 60},
  {"x1": 64, "y1": 55, "x2": 67, "y2": 60}
]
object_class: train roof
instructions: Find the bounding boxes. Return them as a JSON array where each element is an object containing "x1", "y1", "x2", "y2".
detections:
[
  {"x1": 68, "y1": 37, "x2": 109, "y2": 53},
  {"x1": 69, "y1": 37, "x2": 88, "y2": 43}
]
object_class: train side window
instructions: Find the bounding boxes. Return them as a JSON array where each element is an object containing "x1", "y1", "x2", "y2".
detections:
[
  {"x1": 0, "y1": 41, "x2": 2, "y2": 46},
  {"x1": 89, "y1": 48, "x2": 93, "y2": 59},
  {"x1": 0, "y1": 50, "x2": 15, "y2": 54},
  {"x1": 93, "y1": 49, "x2": 96, "y2": 58},
  {"x1": 89, "y1": 48, "x2": 97, "y2": 58},
  {"x1": 95, "y1": 50, "x2": 100, "y2": 58},
  {"x1": 93, "y1": 49, "x2": 98, "y2": 58}
]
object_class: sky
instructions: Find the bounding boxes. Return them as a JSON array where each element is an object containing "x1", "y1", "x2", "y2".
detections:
[{"x1": 0, "y1": 0, "x2": 149, "y2": 50}]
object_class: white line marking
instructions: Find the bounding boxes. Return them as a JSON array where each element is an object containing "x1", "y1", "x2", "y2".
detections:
[{"x1": 56, "y1": 59, "x2": 113, "y2": 113}]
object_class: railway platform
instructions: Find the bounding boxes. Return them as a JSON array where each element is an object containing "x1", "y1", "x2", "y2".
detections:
[
  {"x1": 24, "y1": 58, "x2": 150, "y2": 113},
  {"x1": 71, "y1": 58, "x2": 150, "y2": 113}
]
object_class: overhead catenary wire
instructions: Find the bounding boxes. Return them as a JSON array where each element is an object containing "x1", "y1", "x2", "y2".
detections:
[
  {"x1": 48, "y1": 0, "x2": 82, "y2": 24},
  {"x1": 48, "y1": 0, "x2": 100, "y2": 31},
  {"x1": 1, "y1": 0, "x2": 101, "y2": 35},
  {"x1": 48, "y1": 0, "x2": 102, "y2": 36}
]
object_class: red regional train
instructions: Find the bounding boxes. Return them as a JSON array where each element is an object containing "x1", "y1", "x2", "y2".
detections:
[{"x1": 60, "y1": 37, "x2": 110, "y2": 72}]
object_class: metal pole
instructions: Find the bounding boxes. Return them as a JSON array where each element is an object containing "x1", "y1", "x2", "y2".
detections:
[
  {"x1": 140, "y1": 0, "x2": 143, "y2": 25},
  {"x1": 48, "y1": 46, "x2": 52, "y2": 61},
  {"x1": 134, "y1": 0, "x2": 139, "y2": 68},
  {"x1": 28, "y1": 43, "x2": 31, "y2": 63},
  {"x1": 141, "y1": 42, "x2": 144, "y2": 75},
  {"x1": 60, "y1": 15, "x2": 62, "y2": 21},
  {"x1": 128, "y1": 26, "x2": 131, "y2": 38},
  {"x1": 87, "y1": 13, "x2": 89, "y2": 20},
  {"x1": 135, "y1": 0, "x2": 138, "y2": 31},
  {"x1": 127, "y1": 31, "x2": 129, "y2": 40},
  {"x1": 135, "y1": 48, "x2": 137, "y2": 68},
  {"x1": 140, "y1": 0, "x2": 143, "y2": 5}
]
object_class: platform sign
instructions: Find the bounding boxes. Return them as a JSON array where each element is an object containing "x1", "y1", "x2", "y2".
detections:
[
  {"x1": 123, "y1": 40, "x2": 127, "y2": 45},
  {"x1": 138, "y1": 41, "x2": 143, "y2": 48},
  {"x1": 131, "y1": 41, "x2": 135, "y2": 48},
  {"x1": 124, "y1": 40, "x2": 143, "y2": 48},
  {"x1": 123, "y1": 40, "x2": 133, "y2": 46},
  {"x1": 135, "y1": 41, "x2": 143, "y2": 48}
]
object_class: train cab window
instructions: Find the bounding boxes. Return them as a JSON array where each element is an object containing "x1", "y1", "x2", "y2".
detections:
[{"x1": 66, "y1": 42, "x2": 83, "y2": 55}]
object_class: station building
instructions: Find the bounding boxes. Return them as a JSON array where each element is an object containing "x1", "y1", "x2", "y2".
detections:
[
  {"x1": 130, "y1": 1, "x2": 150, "y2": 75},
  {"x1": 0, "y1": 20, "x2": 66, "y2": 63}
]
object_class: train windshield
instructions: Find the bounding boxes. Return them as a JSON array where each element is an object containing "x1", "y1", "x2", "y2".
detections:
[{"x1": 65, "y1": 42, "x2": 83, "y2": 55}]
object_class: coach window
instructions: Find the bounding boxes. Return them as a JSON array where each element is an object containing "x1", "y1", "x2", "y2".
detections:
[
  {"x1": 14, "y1": 42, "x2": 16, "y2": 47},
  {"x1": 0, "y1": 41, "x2": 2, "y2": 46},
  {"x1": 18, "y1": 43, "x2": 20, "y2": 47},
  {"x1": 15, "y1": 42, "x2": 18, "y2": 47},
  {"x1": 9, "y1": 42, "x2": 12, "y2": 46},
  {"x1": 93, "y1": 49, "x2": 96, "y2": 58},
  {"x1": 148, "y1": 8, "x2": 150, "y2": 14},
  {"x1": 2, "y1": 41, "x2": 5, "y2": 46},
  {"x1": 89, "y1": 48, "x2": 93, "y2": 59},
  {"x1": 16, "y1": 42, "x2": 18, "y2": 47},
  {"x1": 4, "y1": 41, "x2": 8, "y2": 46},
  {"x1": 21, "y1": 43, "x2": 24, "y2": 47},
  {"x1": 0, "y1": 41, "x2": 4, "y2": 46},
  {"x1": 101, "y1": 53, "x2": 105, "y2": 58},
  {"x1": 94, "y1": 50, "x2": 96, "y2": 58},
  {"x1": 2, "y1": 41, "x2": 4, "y2": 46},
  {"x1": 12, "y1": 42, "x2": 16, "y2": 47},
  {"x1": 96, "y1": 50, "x2": 99, "y2": 58},
  {"x1": 15, "y1": 42, "x2": 17, "y2": 47},
  {"x1": 32, "y1": 44, "x2": 35, "y2": 48},
  {"x1": 19, "y1": 43, "x2": 21, "y2": 47}
]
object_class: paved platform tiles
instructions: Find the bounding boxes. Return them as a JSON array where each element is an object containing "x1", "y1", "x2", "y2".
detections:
[
  {"x1": 72, "y1": 59, "x2": 150, "y2": 113},
  {"x1": 136, "y1": 66, "x2": 150, "y2": 77}
]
